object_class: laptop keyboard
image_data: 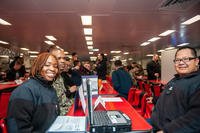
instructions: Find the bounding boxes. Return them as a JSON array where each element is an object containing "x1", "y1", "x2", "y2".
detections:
[{"x1": 93, "y1": 111, "x2": 112, "y2": 125}]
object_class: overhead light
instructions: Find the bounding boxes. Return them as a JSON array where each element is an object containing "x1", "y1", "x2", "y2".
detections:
[
  {"x1": 159, "y1": 30, "x2": 175, "y2": 36},
  {"x1": 140, "y1": 42, "x2": 150, "y2": 46},
  {"x1": 157, "y1": 49, "x2": 165, "y2": 52},
  {"x1": 20, "y1": 53, "x2": 24, "y2": 56},
  {"x1": 148, "y1": 37, "x2": 161, "y2": 42},
  {"x1": 86, "y1": 41, "x2": 93, "y2": 45},
  {"x1": 20, "y1": 48, "x2": 29, "y2": 51},
  {"x1": 92, "y1": 48, "x2": 99, "y2": 51},
  {"x1": 177, "y1": 43, "x2": 189, "y2": 47},
  {"x1": 181, "y1": 15, "x2": 200, "y2": 25},
  {"x1": 0, "y1": 40, "x2": 9, "y2": 44},
  {"x1": 165, "y1": 47, "x2": 175, "y2": 50},
  {"x1": 89, "y1": 52, "x2": 93, "y2": 54},
  {"x1": 28, "y1": 51, "x2": 39, "y2": 54},
  {"x1": 81, "y1": 16, "x2": 92, "y2": 25},
  {"x1": 123, "y1": 52, "x2": 129, "y2": 55},
  {"x1": 0, "y1": 55, "x2": 9, "y2": 58},
  {"x1": 88, "y1": 46, "x2": 93, "y2": 49},
  {"x1": 128, "y1": 58, "x2": 133, "y2": 60},
  {"x1": 44, "y1": 40, "x2": 54, "y2": 45},
  {"x1": 104, "y1": 53, "x2": 107, "y2": 56},
  {"x1": 85, "y1": 36, "x2": 92, "y2": 41},
  {"x1": 30, "y1": 55, "x2": 38, "y2": 58},
  {"x1": 110, "y1": 51, "x2": 121, "y2": 54},
  {"x1": 146, "y1": 54, "x2": 154, "y2": 57},
  {"x1": 122, "y1": 59, "x2": 127, "y2": 62},
  {"x1": 0, "y1": 18, "x2": 11, "y2": 25},
  {"x1": 84, "y1": 28, "x2": 92, "y2": 35},
  {"x1": 64, "y1": 51, "x2": 69, "y2": 54},
  {"x1": 90, "y1": 56, "x2": 97, "y2": 61},
  {"x1": 114, "y1": 56, "x2": 121, "y2": 59},
  {"x1": 45, "y1": 35, "x2": 57, "y2": 41}
]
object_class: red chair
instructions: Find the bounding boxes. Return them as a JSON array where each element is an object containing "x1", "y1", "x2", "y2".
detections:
[
  {"x1": 137, "y1": 80, "x2": 144, "y2": 90},
  {"x1": 152, "y1": 84, "x2": 162, "y2": 97},
  {"x1": 143, "y1": 83, "x2": 152, "y2": 96},
  {"x1": 0, "y1": 92, "x2": 12, "y2": 118},
  {"x1": 128, "y1": 87, "x2": 136, "y2": 105},
  {"x1": 0, "y1": 119, "x2": 8, "y2": 133},
  {"x1": 144, "y1": 103, "x2": 154, "y2": 119}
]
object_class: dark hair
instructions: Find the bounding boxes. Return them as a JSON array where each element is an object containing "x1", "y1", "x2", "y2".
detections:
[
  {"x1": 30, "y1": 52, "x2": 59, "y2": 77},
  {"x1": 72, "y1": 52, "x2": 77, "y2": 56},
  {"x1": 73, "y1": 60, "x2": 80, "y2": 67},
  {"x1": 175, "y1": 46, "x2": 197, "y2": 58},
  {"x1": 9, "y1": 56, "x2": 24, "y2": 68},
  {"x1": 114, "y1": 60, "x2": 122, "y2": 67}
]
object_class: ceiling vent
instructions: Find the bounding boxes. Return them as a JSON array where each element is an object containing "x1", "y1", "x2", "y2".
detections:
[{"x1": 159, "y1": 0, "x2": 200, "y2": 11}]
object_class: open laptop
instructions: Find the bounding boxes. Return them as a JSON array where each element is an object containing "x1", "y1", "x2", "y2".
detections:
[{"x1": 85, "y1": 78, "x2": 132, "y2": 133}]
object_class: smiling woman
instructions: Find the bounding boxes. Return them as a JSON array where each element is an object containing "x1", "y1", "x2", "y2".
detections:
[{"x1": 7, "y1": 52, "x2": 60, "y2": 133}]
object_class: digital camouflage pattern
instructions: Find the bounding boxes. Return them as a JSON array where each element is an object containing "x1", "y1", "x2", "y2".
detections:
[{"x1": 53, "y1": 75, "x2": 74, "y2": 115}]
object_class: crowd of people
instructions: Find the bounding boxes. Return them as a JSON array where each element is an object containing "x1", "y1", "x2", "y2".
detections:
[{"x1": 1, "y1": 46, "x2": 200, "y2": 132}]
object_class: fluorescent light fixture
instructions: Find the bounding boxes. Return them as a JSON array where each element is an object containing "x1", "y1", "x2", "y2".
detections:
[
  {"x1": 0, "y1": 18, "x2": 11, "y2": 25},
  {"x1": 123, "y1": 52, "x2": 129, "y2": 55},
  {"x1": 88, "y1": 46, "x2": 93, "y2": 49},
  {"x1": 177, "y1": 43, "x2": 189, "y2": 47},
  {"x1": 20, "y1": 53, "x2": 24, "y2": 56},
  {"x1": 81, "y1": 16, "x2": 92, "y2": 25},
  {"x1": 148, "y1": 37, "x2": 161, "y2": 42},
  {"x1": 44, "y1": 40, "x2": 54, "y2": 45},
  {"x1": 104, "y1": 53, "x2": 107, "y2": 56},
  {"x1": 83, "y1": 28, "x2": 92, "y2": 35},
  {"x1": 165, "y1": 47, "x2": 175, "y2": 50},
  {"x1": 85, "y1": 36, "x2": 92, "y2": 41},
  {"x1": 45, "y1": 35, "x2": 57, "y2": 41},
  {"x1": 128, "y1": 58, "x2": 133, "y2": 60},
  {"x1": 86, "y1": 41, "x2": 93, "y2": 45},
  {"x1": 114, "y1": 56, "x2": 121, "y2": 59},
  {"x1": 110, "y1": 51, "x2": 121, "y2": 54},
  {"x1": 159, "y1": 30, "x2": 175, "y2": 36},
  {"x1": 122, "y1": 59, "x2": 127, "y2": 62},
  {"x1": 146, "y1": 54, "x2": 154, "y2": 57},
  {"x1": 140, "y1": 42, "x2": 150, "y2": 46},
  {"x1": 89, "y1": 52, "x2": 93, "y2": 54},
  {"x1": 20, "y1": 48, "x2": 29, "y2": 51},
  {"x1": 92, "y1": 48, "x2": 99, "y2": 52},
  {"x1": 0, "y1": 55, "x2": 9, "y2": 58},
  {"x1": 28, "y1": 51, "x2": 39, "y2": 54},
  {"x1": 64, "y1": 51, "x2": 69, "y2": 54},
  {"x1": 30, "y1": 55, "x2": 38, "y2": 58},
  {"x1": 181, "y1": 15, "x2": 200, "y2": 25},
  {"x1": 0, "y1": 40, "x2": 9, "y2": 44},
  {"x1": 157, "y1": 49, "x2": 165, "y2": 52},
  {"x1": 90, "y1": 56, "x2": 97, "y2": 61}
]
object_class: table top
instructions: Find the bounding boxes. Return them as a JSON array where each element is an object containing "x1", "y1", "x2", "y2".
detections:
[
  {"x1": 98, "y1": 82, "x2": 118, "y2": 96},
  {"x1": 67, "y1": 97, "x2": 152, "y2": 132},
  {"x1": 0, "y1": 81, "x2": 19, "y2": 91}
]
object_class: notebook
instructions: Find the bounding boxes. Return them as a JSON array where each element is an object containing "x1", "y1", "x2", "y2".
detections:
[{"x1": 85, "y1": 78, "x2": 132, "y2": 133}]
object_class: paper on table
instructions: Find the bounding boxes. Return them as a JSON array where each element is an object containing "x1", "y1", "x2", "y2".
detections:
[
  {"x1": 101, "y1": 97, "x2": 122, "y2": 102},
  {"x1": 47, "y1": 116, "x2": 86, "y2": 133}
]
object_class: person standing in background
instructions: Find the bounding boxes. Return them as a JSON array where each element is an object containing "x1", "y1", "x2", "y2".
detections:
[
  {"x1": 6, "y1": 56, "x2": 26, "y2": 81},
  {"x1": 7, "y1": 52, "x2": 60, "y2": 133},
  {"x1": 146, "y1": 54, "x2": 161, "y2": 80},
  {"x1": 151, "y1": 46, "x2": 200, "y2": 133},
  {"x1": 112, "y1": 60, "x2": 133, "y2": 100},
  {"x1": 96, "y1": 53, "x2": 107, "y2": 80}
]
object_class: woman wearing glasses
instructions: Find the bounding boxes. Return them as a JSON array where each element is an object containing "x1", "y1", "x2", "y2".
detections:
[{"x1": 151, "y1": 46, "x2": 200, "y2": 133}]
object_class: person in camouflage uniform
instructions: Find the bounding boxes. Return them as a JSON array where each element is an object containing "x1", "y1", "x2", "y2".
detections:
[{"x1": 49, "y1": 46, "x2": 77, "y2": 115}]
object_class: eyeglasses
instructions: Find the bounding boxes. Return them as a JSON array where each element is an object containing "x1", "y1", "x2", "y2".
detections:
[{"x1": 173, "y1": 57, "x2": 196, "y2": 64}]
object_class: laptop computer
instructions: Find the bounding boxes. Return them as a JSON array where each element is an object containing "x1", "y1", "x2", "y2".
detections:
[{"x1": 85, "y1": 78, "x2": 132, "y2": 133}]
